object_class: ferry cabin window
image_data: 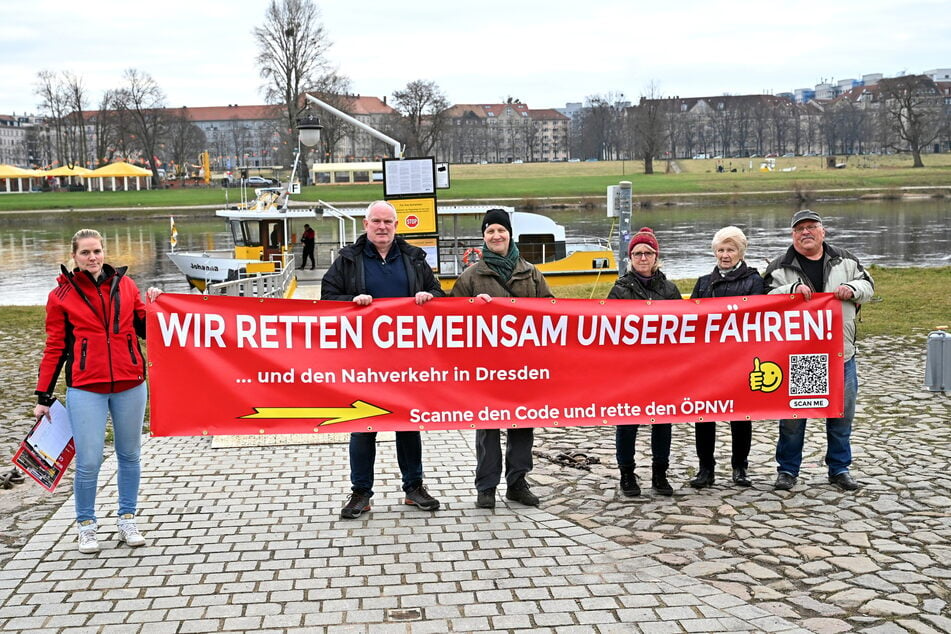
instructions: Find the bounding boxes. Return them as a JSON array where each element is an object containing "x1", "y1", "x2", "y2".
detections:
[
  {"x1": 517, "y1": 234, "x2": 565, "y2": 263},
  {"x1": 266, "y1": 222, "x2": 284, "y2": 248},
  {"x1": 229, "y1": 219, "x2": 263, "y2": 247}
]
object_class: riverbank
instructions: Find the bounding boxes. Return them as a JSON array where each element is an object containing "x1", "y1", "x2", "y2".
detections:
[{"x1": 3, "y1": 157, "x2": 951, "y2": 214}]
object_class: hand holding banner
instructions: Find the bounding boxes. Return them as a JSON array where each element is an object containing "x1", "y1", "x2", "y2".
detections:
[{"x1": 146, "y1": 293, "x2": 844, "y2": 436}]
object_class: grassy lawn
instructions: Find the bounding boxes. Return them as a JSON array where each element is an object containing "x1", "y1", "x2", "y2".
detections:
[
  {"x1": 546, "y1": 266, "x2": 950, "y2": 340},
  {"x1": 2, "y1": 155, "x2": 950, "y2": 213}
]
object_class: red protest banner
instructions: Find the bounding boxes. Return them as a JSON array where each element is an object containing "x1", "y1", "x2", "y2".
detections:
[{"x1": 146, "y1": 293, "x2": 844, "y2": 436}]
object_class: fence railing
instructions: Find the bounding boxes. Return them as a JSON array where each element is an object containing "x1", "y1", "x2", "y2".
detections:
[{"x1": 207, "y1": 254, "x2": 296, "y2": 298}]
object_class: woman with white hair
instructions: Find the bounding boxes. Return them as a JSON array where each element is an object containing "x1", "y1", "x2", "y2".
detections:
[{"x1": 688, "y1": 226, "x2": 766, "y2": 489}]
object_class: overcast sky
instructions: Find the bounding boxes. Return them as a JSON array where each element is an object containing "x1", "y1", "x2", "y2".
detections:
[{"x1": 3, "y1": 0, "x2": 948, "y2": 116}]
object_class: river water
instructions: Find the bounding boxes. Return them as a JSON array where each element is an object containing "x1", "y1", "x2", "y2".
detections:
[{"x1": 1, "y1": 198, "x2": 948, "y2": 305}]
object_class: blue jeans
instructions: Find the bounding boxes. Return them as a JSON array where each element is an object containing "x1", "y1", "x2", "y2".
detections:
[
  {"x1": 616, "y1": 423, "x2": 672, "y2": 469},
  {"x1": 776, "y1": 357, "x2": 857, "y2": 477},
  {"x1": 66, "y1": 383, "x2": 147, "y2": 523},
  {"x1": 349, "y1": 431, "x2": 423, "y2": 496}
]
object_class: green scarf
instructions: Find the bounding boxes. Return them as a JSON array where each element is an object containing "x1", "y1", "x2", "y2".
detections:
[{"x1": 482, "y1": 241, "x2": 521, "y2": 282}]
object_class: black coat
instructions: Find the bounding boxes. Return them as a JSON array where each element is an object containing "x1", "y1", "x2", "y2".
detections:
[
  {"x1": 689, "y1": 261, "x2": 766, "y2": 299},
  {"x1": 320, "y1": 234, "x2": 445, "y2": 300},
  {"x1": 608, "y1": 270, "x2": 682, "y2": 300}
]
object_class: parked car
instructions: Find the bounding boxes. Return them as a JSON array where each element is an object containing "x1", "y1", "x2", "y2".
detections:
[{"x1": 243, "y1": 176, "x2": 278, "y2": 187}]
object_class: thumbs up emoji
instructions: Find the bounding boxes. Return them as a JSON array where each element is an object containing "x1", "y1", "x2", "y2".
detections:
[{"x1": 750, "y1": 357, "x2": 783, "y2": 393}]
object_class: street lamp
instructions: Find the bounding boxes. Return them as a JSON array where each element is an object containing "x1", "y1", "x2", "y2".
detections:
[
  {"x1": 297, "y1": 112, "x2": 322, "y2": 148},
  {"x1": 289, "y1": 112, "x2": 322, "y2": 190}
]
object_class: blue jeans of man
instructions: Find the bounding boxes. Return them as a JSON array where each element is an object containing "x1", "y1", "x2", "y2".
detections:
[
  {"x1": 349, "y1": 431, "x2": 423, "y2": 496},
  {"x1": 616, "y1": 423, "x2": 672, "y2": 469},
  {"x1": 776, "y1": 357, "x2": 857, "y2": 477},
  {"x1": 66, "y1": 383, "x2": 147, "y2": 523}
]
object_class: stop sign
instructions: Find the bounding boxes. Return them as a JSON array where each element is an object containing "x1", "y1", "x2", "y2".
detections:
[{"x1": 405, "y1": 215, "x2": 420, "y2": 228}]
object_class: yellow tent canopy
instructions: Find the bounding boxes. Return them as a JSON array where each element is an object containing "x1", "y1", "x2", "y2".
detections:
[
  {"x1": 85, "y1": 162, "x2": 153, "y2": 177},
  {"x1": 84, "y1": 161, "x2": 153, "y2": 191},
  {"x1": 0, "y1": 164, "x2": 41, "y2": 177},
  {"x1": 44, "y1": 165, "x2": 93, "y2": 177}
]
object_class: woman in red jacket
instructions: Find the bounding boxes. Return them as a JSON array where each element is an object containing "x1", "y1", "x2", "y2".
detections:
[{"x1": 33, "y1": 229, "x2": 159, "y2": 554}]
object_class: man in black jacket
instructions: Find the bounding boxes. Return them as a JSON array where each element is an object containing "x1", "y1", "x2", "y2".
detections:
[{"x1": 321, "y1": 200, "x2": 445, "y2": 519}]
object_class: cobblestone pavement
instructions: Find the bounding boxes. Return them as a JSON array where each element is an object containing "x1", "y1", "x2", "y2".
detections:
[
  {"x1": 0, "y1": 334, "x2": 948, "y2": 632},
  {"x1": 530, "y1": 336, "x2": 950, "y2": 633}
]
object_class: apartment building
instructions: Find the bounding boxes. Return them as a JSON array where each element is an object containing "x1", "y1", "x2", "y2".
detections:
[
  {"x1": 0, "y1": 114, "x2": 39, "y2": 167},
  {"x1": 441, "y1": 103, "x2": 569, "y2": 163}
]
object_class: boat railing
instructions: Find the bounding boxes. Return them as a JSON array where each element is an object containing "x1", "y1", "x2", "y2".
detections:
[
  {"x1": 318, "y1": 200, "x2": 360, "y2": 249},
  {"x1": 437, "y1": 235, "x2": 615, "y2": 276},
  {"x1": 564, "y1": 236, "x2": 615, "y2": 254},
  {"x1": 207, "y1": 254, "x2": 296, "y2": 298}
]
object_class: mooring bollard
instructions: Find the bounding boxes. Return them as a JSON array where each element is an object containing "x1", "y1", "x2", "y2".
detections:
[{"x1": 924, "y1": 327, "x2": 950, "y2": 392}]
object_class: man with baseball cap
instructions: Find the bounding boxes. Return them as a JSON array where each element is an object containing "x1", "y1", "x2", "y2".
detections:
[{"x1": 763, "y1": 209, "x2": 874, "y2": 493}]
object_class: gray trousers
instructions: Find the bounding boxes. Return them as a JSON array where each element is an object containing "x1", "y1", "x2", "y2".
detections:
[{"x1": 475, "y1": 428, "x2": 534, "y2": 492}]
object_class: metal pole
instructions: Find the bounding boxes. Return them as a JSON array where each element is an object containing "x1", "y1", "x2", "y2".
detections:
[
  {"x1": 615, "y1": 181, "x2": 633, "y2": 273},
  {"x1": 304, "y1": 94, "x2": 404, "y2": 159}
]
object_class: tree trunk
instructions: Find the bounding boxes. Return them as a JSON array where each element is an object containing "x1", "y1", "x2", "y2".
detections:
[
  {"x1": 912, "y1": 149, "x2": 924, "y2": 168},
  {"x1": 644, "y1": 156, "x2": 654, "y2": 175}
]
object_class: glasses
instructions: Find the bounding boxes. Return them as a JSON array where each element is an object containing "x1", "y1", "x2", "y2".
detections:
[
  {"x1": 793, "y1": 223, "x2": 821, "y2": 234},
  {"x1": 631, "y1": 251, "x2": 656, "y2": 259}
]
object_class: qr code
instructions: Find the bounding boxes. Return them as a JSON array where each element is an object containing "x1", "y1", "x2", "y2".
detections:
[{"x1": 789, "y1": 354, "x2": 829, "y2": 396}]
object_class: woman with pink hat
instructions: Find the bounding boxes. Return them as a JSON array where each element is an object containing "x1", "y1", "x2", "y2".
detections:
[{"x1": 606, "y1": 227, "x2": 682, "y2": 497}]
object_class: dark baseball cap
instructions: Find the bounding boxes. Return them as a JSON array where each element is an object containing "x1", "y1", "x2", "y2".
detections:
[{"x1": 791, "y1": 209, "x2": 822, "y2": 227}]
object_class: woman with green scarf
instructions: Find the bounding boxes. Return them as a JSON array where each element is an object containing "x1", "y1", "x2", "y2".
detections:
[{"x1": 451, "y1": 208, "x2": 554, "y2": 510}]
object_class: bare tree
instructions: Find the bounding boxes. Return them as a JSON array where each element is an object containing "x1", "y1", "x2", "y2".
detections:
[
  {"x1": 707, "y1": 99, "x2": 737, "y2": 157},
  {"x1": 34, "y1": 71, "x2": 69, "y2": 167},
  {"x1": 63, "y1": 72, "x2": 90, "y2": 167},
  {"x1": 113, "y1": 68, "x2": 167, "y2": 185},
  {"x1": 632, "y1": 82, "x2": 668, "y2": 174},
  {"x1": 391, "y1": 79, "x2": 450, "y2": 158},
  {"x1": 579, "y1": 93, "x2": 626, "y2": 160},
  {"x1": 254, "y1": 0, "x2": 333, "y2": 167},
  {"x1": 878, "y1": 74, "x2": 943, "y2": 167},
  {"x1": 93, "y1": 89, "x2": 123, "y2": 166},
  {"x1": 166, "y1": 108, "x2": 207, "y2": 181}
]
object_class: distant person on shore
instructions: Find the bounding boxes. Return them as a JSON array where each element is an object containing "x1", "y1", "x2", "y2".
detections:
[
  {"x1": 33, "y1": 229, "x2": 162, "y2": 554},
  {"x1": 607, "y1": 227, "x2": 682, "y2": 497},
  {"x1": 321, "y1": 200, "x2": 445, "y2": 519},
  {"x1": 451, "y1": 208, "x2": 554, "y2": 509},
  {"x1": 300, "y1": 223, "x2": 316, "y2": 270},
  {"x1": 763, "y1": 209, "x2": 874, "y2": 492},
  {"x1": 688, "y1": 226, "x2": 766, "y2": 490}
]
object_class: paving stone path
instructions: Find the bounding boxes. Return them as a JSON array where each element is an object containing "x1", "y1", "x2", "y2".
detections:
[
  {"x1": 0, "y1": 331, "x2": 947, "y2": 632},
  {"x1": 530, "y1": 336, "x2": 950, "y2": 633}
]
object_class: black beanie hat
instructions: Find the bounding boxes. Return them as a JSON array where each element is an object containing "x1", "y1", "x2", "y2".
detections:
[{"x1": 481, "y1": 208, "x2": 513, "y2": 235}]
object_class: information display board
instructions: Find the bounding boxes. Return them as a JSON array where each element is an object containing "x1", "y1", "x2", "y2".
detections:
[{"x1": 383, "y1": 157, "x2": 435, "y2": 198}]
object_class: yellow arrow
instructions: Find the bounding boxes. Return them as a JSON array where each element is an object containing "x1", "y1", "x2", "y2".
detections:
[{"x1": 241, "y1": 400, "x2": 391, "y2": 425}]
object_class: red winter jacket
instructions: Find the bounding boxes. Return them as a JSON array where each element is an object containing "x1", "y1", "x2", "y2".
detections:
[{"x1": 35, "y1": 264, "x2": 147, "y2": 405}]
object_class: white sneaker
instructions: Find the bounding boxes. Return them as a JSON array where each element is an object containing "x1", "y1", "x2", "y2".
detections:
[
  {"x1": 117, "y1": 514, "x2": 146, "y2": 547},
  {"x1": 77, "y1": 520, "x2": 99, "y2": 554}
]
